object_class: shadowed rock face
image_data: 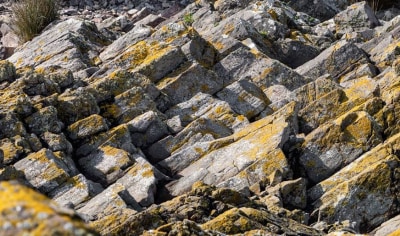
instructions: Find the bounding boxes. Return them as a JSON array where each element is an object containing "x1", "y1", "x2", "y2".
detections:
[{"x1": 0, "y1": 0, "x2": 400, "y2": 235}]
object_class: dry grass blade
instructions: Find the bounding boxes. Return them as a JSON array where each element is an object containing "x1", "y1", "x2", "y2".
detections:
[{"x1": 11, "y1": 0, "x2": 59, "y2": 43}]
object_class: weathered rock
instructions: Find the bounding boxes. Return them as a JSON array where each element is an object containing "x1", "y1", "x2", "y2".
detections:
[
  {"x1": 14, "y1": 149, "x2": 76, "y2": 193},
  {"x1": 87, "y1": 69, "x2": 160, "y2": 103},
  {"x1": 49, "y1": 174, "x2": 103, "y2": 208},
  {"x1": 334, "y1": 1, "x2": 380, "y2": 38},
  {"x1": 283, "y1": 0, "x2": 348, "y2": 21},
  {"x1": 0, "y1": 60, "x2": 16, "y2": 82},
  {"x1": 214, "y1": 47, "x2": 307, "y2": 93},
  {"x1": 117, "y1": 157, "x2": 169, "y2": 207},
  {"x1": 308, "y1": 133, "x2": 400, "y2": 232},
  {"x1": 216, "y1": 79, "x2": 270, "y2": 119},
  {"x1": 0, "y1": 113, "x2": 27, "y2": 139},
  {"x1": 268, "y1": 178, "x2": 307, "y2": 210},
  {"x1": 67, "y1": 114, "x2": 108, "y2": 140},
  {"x1": 201, "y1": 207, "x2": 322, "y2": 235},
  {"x1": 78, "y1": 145, "x2": 135, "y2": 186},
  {"x1": 99, "y1": 24, "x2": 152, "y2": 62},
  {"x1": 166, "y1": 102, "x2": 297, "y2": 196},
  {"x1": 41, "y1": 132, "x2": 73, "y2": 154},
  {"x1": 25, "y1": 106, "x2": 64, "y2": 135},
  {"x1": 157, "y1": 63, "x2": 223, "y2": 106},
  {"x1": 57, "y1": 88, "x2": 100, "y2": 125},
  {"x1": 21, "y1": 72, "x2": 60, "y2": 96},
  {"x1": 8, "y1": 19, "x2": 109, "y2": 73},
  {"x1": 127, "y1": 111, "x2": 169, "y2": 147},
  {"x1": 371, "y1": 214, "x2": 400, "y2": 235},
  {"x1": 0, "y1": 181, "x2": 98, "y2": 235},
  {"x1": 165, "y1": 92, "x2": 248, "y2": 133},
  {"x1": 299, "y1": 110, "x2": 383, "y2": 183},
  {"x1": 295, "y1": 40, "x2": 370, "y2": 80},
  {"x1": 77, "y1": 183, "x2": 141, "y2": 221},
  {"x1": 75, "y1": 124, "x2": 136, "y2": 157}
]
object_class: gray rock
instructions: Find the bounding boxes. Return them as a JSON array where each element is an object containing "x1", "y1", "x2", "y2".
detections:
[
  {"x1": 127, "y1": 111, "x2": 169, "y2": 147},
  {"x1": 117, "y1": 157, "x2": 169, "y2": 207},
  {"x1": 57, "y1": 87, "x2": 100, "y2": 125},
  {"x1": 49, "y1": 174, "x2": 103, "y2": 208},
  {"x1": 67, "y1": 114, "x2": 109, "y2": 140},
  {"x1": 42, "y1": 132, "x2": 73, "y2": 154},
  {"x1": 371, "y1": 214, "x2": 400, "y2": 235},
  {"x1": 283, "y1": 0, "x2": 348, "y2": 21},
  {"x1": 216, "y1": 79, "x2": 269, "y2": 119},
  {"x1": 334, "y1": 1, "x2": 380, "y2": 38},
  {"x1": 14, "y1": 149, "x2": 72, "y2": 193},
  {"x1": 78, "y1": 145, "x2": 136, "y2": 186},
  {"x1": 87, "y1": 70, "x2": 160, "y2": 103},
  {"x1": 0, "y1": 60, "x2": 16, "y2": 82},
  {"x1": 8, "y1": 18, "x2": 109, "y2": 73},
  {"x1": 157, "y1": 63, "x2": 223, "y2": 106},
  {"x1": 166, "y1": 102, "x2": 297, "y2": 196},
  {"x1": 21, "y1": 72, "x2": 60, "y2": 96},
  {"x1": 295, "y1": 40, "x2": 369, "y2": 80},
  {"x1": 299, "y1": 111, "x2": 383, "y2": 183},
  {"x1": 77, "y1": 183, "x2": 141, "y2": 220},
  {"x1": 25, "y1": 106, "x2": 64, "y2": 135}
]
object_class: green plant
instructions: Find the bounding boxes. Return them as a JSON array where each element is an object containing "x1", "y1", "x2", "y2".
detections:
[
  {"x1": 11, "y1": 0, "x2": 59, "y2": 42},
  {"x1": 183, "y1": 13, "x2": 194, "y2": 26}
]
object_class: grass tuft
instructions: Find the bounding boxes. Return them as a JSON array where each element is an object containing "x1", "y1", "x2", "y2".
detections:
[{"x1": 11, "y1": 0, "x2": 59, "y2": 43}]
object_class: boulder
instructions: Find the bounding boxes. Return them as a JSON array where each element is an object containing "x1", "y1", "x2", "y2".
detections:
[
  {"x1": 49, "y1": 174, "x2": 103, "y2": 208},
  {"x1": 295, "y1": 40, "x2": 370, "y2": 80},
  {"x1": 25, "y1": 106, "x2": 64, "y2": 135},
  {"x1": 299, "y1": 111, "x2": 383, "y2": 183},
  {"x1": 216, "y1": 79, "x2": 270, "y2": 119},
  {"x1": 67, "y1": 114, "x2": 108, "y2": 140},
  {"x1": 8, "y1": 19, "x2": 108, "y2": 73},
  {"x1": 78, "y1": 145, "x2": 135, "y2": 186},
  {"x1": 334, "y1": 1, "x2": 380, "y2": 37},
  {"x1": 14, "y1": 149, "x2": 75, "y2": 193},
  {"x1": 0, "y1": 181, "x2": 97, "y2": 235},
  {"x1": 166, "y1": 102, "x2": 297, "y2": 196},
  {"x1": 157, "y1": 63, "x2": 223, "y2": 106}
]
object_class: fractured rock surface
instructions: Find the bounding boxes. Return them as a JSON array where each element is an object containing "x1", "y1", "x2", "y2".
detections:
[{"x1": 0, "y1": 0, "x2": 400, "y2": 235}]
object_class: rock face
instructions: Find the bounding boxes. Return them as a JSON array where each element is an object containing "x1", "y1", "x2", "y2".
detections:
[{"x1": 0, "y1": 0, "x2": 400, "y2": 235}]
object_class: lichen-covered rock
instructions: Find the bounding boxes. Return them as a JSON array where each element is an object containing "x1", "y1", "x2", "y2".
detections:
[
  {"x1": 21, "y1": 72, "x2": 60, "y2": 96},
  {"x1": 216, "y1": 79, "x2": 270, "y2": 119},
  {"x1": 87, "y1": 69, "x2": 160, "y2": 103},
  {"x1": 8, "y1": 18, "x2": 108, "y2": 73},
  {"x1": 283, "y1": 0, "x2": 348, "y2": 21},
  {"x1": 78, "y1": 145, "x2": 135, "y2": 186},
  {"x1": 112, "y1": 86, "x2": 159, "y2": 124},
  {"x1": 25, "y1": 106, "x2": 64, "y2": 135},
  {"x1": 14, "y1": 149, "x2": 77, "y2": 193},
  {"x1": 299, "y1": 110, "x2": 383, "y2": 183},
  {"x1": 166, "y1": 102, "x2": 297, "y2": 196},
  {"x1": 371, "y1": 214, "x2": 400, "y2": 235},
  {"x1": 117, "y1": 157, "x2": 169, "y2": 207},
  {"x1": 77, "y1": 183, "x2": 141, "y2": 221},
  {"x1": 99, "y1": 24, "x2": 152, "y2": 62},
  {"x1": 157, "y1": 63, "x2": 223, "y2": 106},
  {"x1": 49, "y1": 174, "x2": 103, "y2": 208},
  {"x1": 164, "y1": 92, "x2": 248, "y2": 133},
  {"x1": 334, "y1": 1, "x2": 380, "y2": 37},
  {"x1": 308, "y1": 133, "x2": 400, "y2": 232},
  {"x1": 201, "y1": 207, "x2": 321, "y2": 235},
  {"x1": 0, "y1": 181, "x2": 98, "y2": 235},
  {"x1": 67, "y1": 114, "x2": 108, "y2": 140},
  {"x1": 75, "y1": 124, "x2": 135, "y2": 157},
  {"x1": 57, "y1": 88, "x2": 100, "y2": 125},
  {"x1": 127, "y1": 111, "x2": 169, "y2": 148},
  {"x1": 295, "y1": 40, "x2": 370, "y2": 80},
  {"x1": 42, "y1": 132, "x2": 73, "y2": 154},
  {"x1": 0, "y1": 60, "x2": 16, "y2": 82}
]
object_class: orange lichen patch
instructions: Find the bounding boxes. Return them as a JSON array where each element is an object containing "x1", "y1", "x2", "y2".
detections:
[
  {"x1": 0, "y1": 182, "x2": 95, "y2": 235},
  {"x1": 223, "y1": 23, "x2": 235, "y2": 35}
]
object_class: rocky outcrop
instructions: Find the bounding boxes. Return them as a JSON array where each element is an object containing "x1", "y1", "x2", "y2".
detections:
[{"x1": 0, "y1": 0, "x2": 399, "y2": 235}]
